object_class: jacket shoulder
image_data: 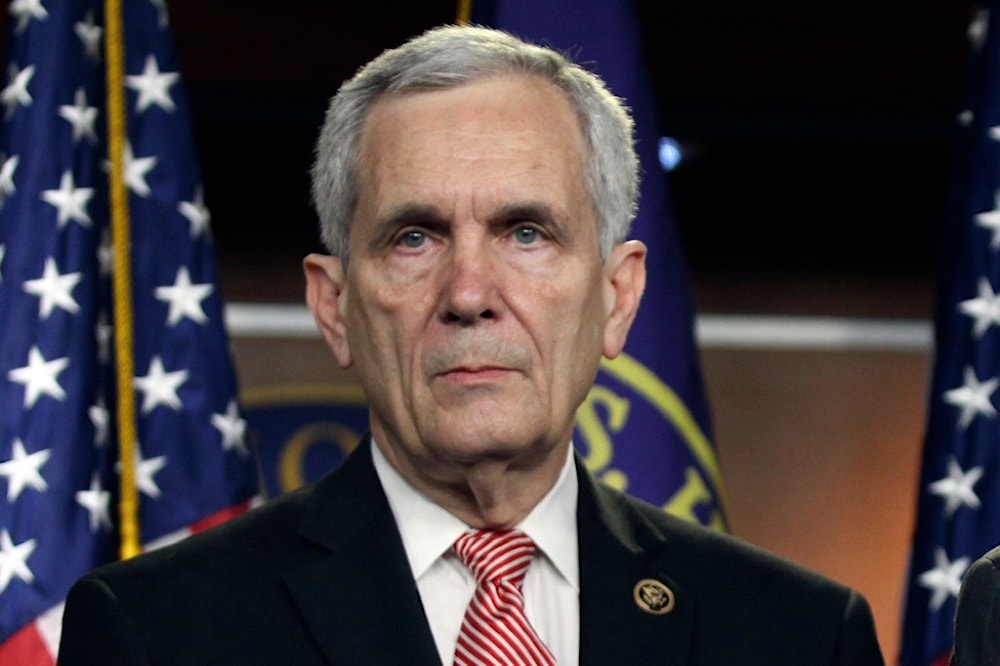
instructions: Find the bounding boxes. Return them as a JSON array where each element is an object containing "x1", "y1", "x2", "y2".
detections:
[
  {"x1": 78, "y1": 482, "x2": 314, "y2": 601},
  {"x1": 582, "y1": 477, "x2": 883, "y2": 664}
]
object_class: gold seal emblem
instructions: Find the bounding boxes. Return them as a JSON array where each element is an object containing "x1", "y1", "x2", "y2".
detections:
[{"x1": 633, "y1": 578, "x2": 675, "y2": 615}]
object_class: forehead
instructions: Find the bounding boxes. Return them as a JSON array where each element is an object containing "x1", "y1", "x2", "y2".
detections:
[{"x1": 355, "y1": 75, "x2": 589, "y2": 219}]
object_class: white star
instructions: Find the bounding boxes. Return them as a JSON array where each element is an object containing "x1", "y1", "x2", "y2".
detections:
[
  {"x1": 75, "y1": 473, "x2": 112, "y2": 533},
  {"x1": 212, "y1": 400, "x2": 249, "y2": 457},
  {"x1": 0, "y1": 245, "x2": 5, "y2": 283},
  {"x1": 89, "y1": 400, "x2": 109, "y2": 447},
  {"x1": 943, "y1": 365, "x2": 999, "y2": 429},
  {"x1": 118, "y1": 444, "x2": 168, "y2": 499},
  {"x1": 178, "y1": 188, "x2": 211, "y2": 238},
  {"x1": 0, "y1": 439, "x2": 50, "y2": 501},
  {"x1": 41, "y1": 170, "x2": 94, "y2": 227},
  {"x1": 959, "y1": 277, "x2": 1000, "y2": 338},
  {"x1": 133, "y1": 356, "x2": 188, "y2": 413},
  {"x1": 58, "y1": 88, "x2": 99, "y2": 144},
  {"x1": 0, "y1": 530, "x2": 35, "y2": 593},
  {"x1": 9, "y1": 0, "x2": 47, "y2": 34},
  {"x1": 918, "y1": 548, "x2": 969, "y2": 611},
  {"x1": 74, "y1": 12, "x2": 102, "y2": 60},
  {"x1": 1, "y1": 64, "x2": 35, "y2": 119},
  {"x1": 97, "y1": 228, "x2": 114, "y2": 276},
  {"x1": 958, "y1": 110, "x2": 974, "y2": 127},
  {"x1": 95, "y1": 313, "x2": 112, "y2": 364},
  {"x1": 150, "y1": 0, "x2": 169, "y2": 28},
  {"x1": 0, "y1": 154, "x2": 19, "y2": 207},
  {"x1": 975, "y1": 190, "x2": 1000, "y2": 250},
  {"x1": 929, "y1": 457, "x2": 983, "y2": 517},
  {"x1": 122, "y1": 142, "x2": 157, "y2": 197},
  {"x1": 125, "y1": 54, "x2": 178, "y2": 114},
  {"x1": 8, "y1": 346, "x2": 69, "y2": 408},
  {"x1": 155, "y1": 267, "x2": 213, "y2": 326},
  {"x1": 970, "y1": 8, "x2": 990, "y2": 51},
  {"x1": 22, "y1": 257, "x2": 82, "y2": 318}
]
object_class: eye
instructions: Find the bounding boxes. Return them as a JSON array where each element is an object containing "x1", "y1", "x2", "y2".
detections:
[
  {"x1": 397, "y1": 230, "x2": 428, "y2": 249},
  {"x1": 512, "y1": 225, "x2": 542, "y2": 245}
]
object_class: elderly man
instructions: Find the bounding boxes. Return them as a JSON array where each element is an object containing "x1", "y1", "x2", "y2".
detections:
[{"x1": 57, "y1": 25, "x2": 885, "y2": 665}]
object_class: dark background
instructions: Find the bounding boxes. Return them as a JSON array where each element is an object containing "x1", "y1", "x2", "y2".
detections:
[
  {"x1": 12, "y1": 1, "x2": 982, "y2": 299},
  {"x1": 164, "y1": 1, "x2": 974, "y2": 290}
]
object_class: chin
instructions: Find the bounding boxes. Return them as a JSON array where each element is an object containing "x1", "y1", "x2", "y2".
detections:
[
  {"x1": 425, "y1": 424, "x2": 560, "y2": 468},
  {"x1": 414, "y1": 399, "x2": 562, "y2": 461},
  {"x1": 434, "y1": 435, "x2": 529, "y2": 461}
]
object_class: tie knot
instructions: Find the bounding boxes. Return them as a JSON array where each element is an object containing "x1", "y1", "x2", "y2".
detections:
[{"x1": 453, "y1": 529, "x2": 536, "y2": 585}]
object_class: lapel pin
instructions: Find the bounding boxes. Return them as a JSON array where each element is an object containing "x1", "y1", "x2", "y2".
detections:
[{"x1": 633, "y1": 578, "x2": 675, "y2": 615}]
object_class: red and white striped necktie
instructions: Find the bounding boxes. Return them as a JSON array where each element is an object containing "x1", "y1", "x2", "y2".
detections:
[{"x1": 452, "y1": 529, "x2": 557, "y2": 666}]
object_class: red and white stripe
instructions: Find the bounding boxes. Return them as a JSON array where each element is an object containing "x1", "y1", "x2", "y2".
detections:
[{"x1": 452, "y1": 529, "x2": 556, "y2": 666}]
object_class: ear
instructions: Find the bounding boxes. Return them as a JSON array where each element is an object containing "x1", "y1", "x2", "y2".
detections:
[
  {"x1": 303, "y1": 253, "x2": 353, "y2": 369},
  {"x1": 602, "y1": 240, "x2": 647, "y2": 359}
]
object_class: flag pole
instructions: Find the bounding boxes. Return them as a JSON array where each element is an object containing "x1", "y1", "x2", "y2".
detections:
[
  {"x1": 456, "y1": 0, "x2": 471, "y2": 25},
  {"x1": 104, "y1": 0, "x2": 141, "y2": 560}
]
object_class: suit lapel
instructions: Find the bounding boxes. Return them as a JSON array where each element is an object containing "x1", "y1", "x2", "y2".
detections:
[
  {"x1": 279, "y1": 444, "x2": 697, "y2": 665},
  {"x1": 576, "y1": 456, "x2": 695, "y2": 666},
  {"x1": 283, "y1": 440, "x2": 442, "y2": 665}
]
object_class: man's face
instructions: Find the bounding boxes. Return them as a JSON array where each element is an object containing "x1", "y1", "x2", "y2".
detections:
[{"x1": 307, "y1": 75, "x2": 644, "y2": 487}]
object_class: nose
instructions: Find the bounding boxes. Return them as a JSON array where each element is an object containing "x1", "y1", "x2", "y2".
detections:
[{"x1": 439, "y1": 234, "x2": 499, "y2": 325}]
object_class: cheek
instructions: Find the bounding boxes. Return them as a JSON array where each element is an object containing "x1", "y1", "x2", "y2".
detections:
[
  {"x1": 343, "y1": 288, "x2": 395, "y2": 369},
  {"x1": 525, "y1": 278, "x2": 607, "y2": 364},
  {"x1": 345, "y1": 284, "x2": 428, "y2": 378}
]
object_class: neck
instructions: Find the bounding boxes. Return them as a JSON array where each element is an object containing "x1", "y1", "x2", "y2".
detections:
[{"x1": 375, "y1": 437, "x2": 569, "y2": 529}]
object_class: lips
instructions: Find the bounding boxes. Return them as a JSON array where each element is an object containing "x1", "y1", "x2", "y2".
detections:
[{"x1": 439, "y1": 365, "x2": 514, "y2": 382}]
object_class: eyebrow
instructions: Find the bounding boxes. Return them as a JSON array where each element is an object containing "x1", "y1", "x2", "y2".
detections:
[
  {"x1": 366, "y1": 203, "x2": 447, "y2": 250},
  {"x1": 490, "y1": 201, "x2": 559, "y2": 227}
]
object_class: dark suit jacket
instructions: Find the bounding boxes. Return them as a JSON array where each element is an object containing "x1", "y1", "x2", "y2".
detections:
[
  {"x1": 951, "y1": 544, "x2": 1000, "y2": 666},
  {"x1": 57, "y1": 439, "x2": 884, "y2": 665}
]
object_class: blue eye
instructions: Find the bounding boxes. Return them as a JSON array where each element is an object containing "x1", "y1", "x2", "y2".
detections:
[
  {"x1": 513, "y1": 226, "x2": 541, "y2": 244},
  {"x1": 399, "y1": 230, "x2": 427, "y2": 248}
]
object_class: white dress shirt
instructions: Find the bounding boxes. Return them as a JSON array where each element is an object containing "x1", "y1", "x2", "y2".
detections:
[{"x1": 372, "y1": 440, "x2": 580, "y2": 665}]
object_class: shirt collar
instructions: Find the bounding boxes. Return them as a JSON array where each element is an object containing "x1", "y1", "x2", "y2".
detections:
[{"x1": 371, "y1": 440, "x2": 580, "y2": 590}]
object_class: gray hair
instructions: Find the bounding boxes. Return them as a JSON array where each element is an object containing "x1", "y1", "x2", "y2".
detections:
[{"x1": 310, "y1": 24, "x2": 639, "y2": 262}]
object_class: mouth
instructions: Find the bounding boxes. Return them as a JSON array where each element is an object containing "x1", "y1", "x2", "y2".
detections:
[
  {"x1": 424, "y1": 336, "x2": 531, "y2": 386},
  {"x1": 438, "y1": 365, "x2": 516, "y2": 385}
]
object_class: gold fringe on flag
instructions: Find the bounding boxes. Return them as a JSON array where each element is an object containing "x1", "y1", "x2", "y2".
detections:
[
  {"x1": 456, "y1": 0, "x2": 472, "y2": 25},
  {"x1": 103, "y1": 0, "x2": 141, "y2": 561}
]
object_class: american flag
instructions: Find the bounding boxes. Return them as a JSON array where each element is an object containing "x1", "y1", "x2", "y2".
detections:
[
  {"x1": 0, "y1": 0, "x2": 259, "y2": 662},
  {"x1": 899, "y1": 4, "x2": 1000, "y2": 664},
  {"x1": 470, "y1": 0, "x2": 725, "y2": 528}
]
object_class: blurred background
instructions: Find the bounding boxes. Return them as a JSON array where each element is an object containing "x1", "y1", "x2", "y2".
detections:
[
  {"x1": 156, "y1": 0, "x2": 972, "y2": 310},
  {"x1": 12, "y1": 0, "x2": 975, "y2": 660}
]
